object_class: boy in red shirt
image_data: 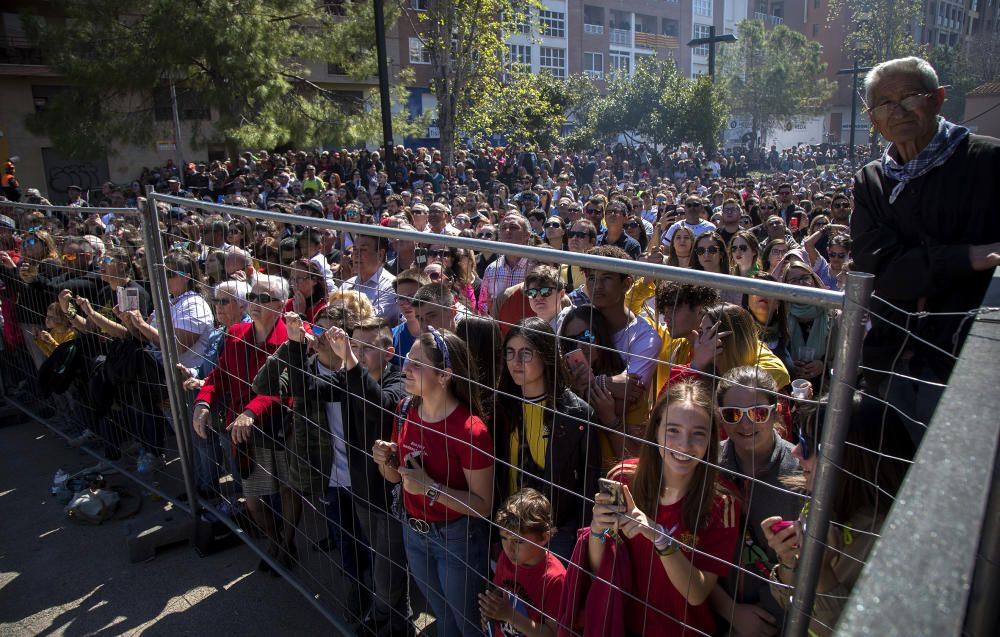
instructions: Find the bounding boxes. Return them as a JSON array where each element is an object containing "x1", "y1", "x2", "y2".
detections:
[{"x1": 479, "y1": 488, "x2": 566, "y2": 637}]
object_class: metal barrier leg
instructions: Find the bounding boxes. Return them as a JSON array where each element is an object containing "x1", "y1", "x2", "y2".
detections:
[
  {"x1": 785, "y1": 271, "x2": 875, "y2": 637},
  {"x1": 140, "y1": 189, "x2": 200, "y2": 520}
]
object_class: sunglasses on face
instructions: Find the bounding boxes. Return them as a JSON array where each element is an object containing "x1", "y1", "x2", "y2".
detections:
[
  {"x1": 719, "y1": 404, "x2": 777, "y2": 424},
  {"x1": 731, "y1": 244, "x2": 750, "y2": 253},
  {"x1": 694, "y1": 246, "x2": 720, "y2": 256},
  {"x1": 568, "y1": 207, "x2": 582, "y2": 212},
  {"x1": 585, "y1": 208, "x2": 602, "y2": 215},
  {"x1": 567, "y1": 231, "x2": 594, "y2": 240},
  {"x1": 562, "y1": 330, "x2": 596, "y2": 346},
  {"x1": 212, "y1": 297, "x2": 235, "y2": 306},
  {"x1": 686, "y1": 202, "x2": 702, "y2": 208},
  {"x1": 23, "y1": 238, "x2": 39, "y2": 247},
  {"x1": 247, "y1": 292, "x2": 279, "y2": 304},
  {"x1": 525, "y1": 286, "x2": 555, "y2": 299},
  {"x1": 624, "y1": 221, "x2": 641, "y2": 229},
  {"x1": 505, "y1": 348, "x2": 535, "y2": 363},
  {"x1": 477, "y1": 232, "x2": 495, "y2": 239},
  {"x1": 428, "y1": 249, "x2": 449, "y2": 258},
  {"x1": 544, "y1": 221, "x2": 562, "y2": 229},
  {"x1": 832, "y1": 202, "x2": 851, "y2": 209}
]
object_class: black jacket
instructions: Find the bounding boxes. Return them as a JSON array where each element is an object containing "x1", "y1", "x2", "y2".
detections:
[
  {"x1": 851, "y1": 134, "x2": 1000, "y2": 380},
  {"x1": 494, "y1": 388, "x2": 600, "y2": 530},
  {"x1": 274, "y1": 340, "x2": 406, "y2": 511}
]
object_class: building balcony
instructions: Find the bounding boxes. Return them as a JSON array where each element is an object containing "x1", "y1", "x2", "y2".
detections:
[
  {"x1": 610, "y1": 28, "x2": 632, "y2": 47},
  {"x1": 634, "y1": 32, "x2": 679, "y2": 49},
  {"x1": 584, "y1": 69, "x2": 604, "y2": 79},
  {"x1": 584, "y1": 23, "x2": 605, "y2": 34},
  {"x1": 753, "y1": 12, "x2": 784, "y2": 25},
  {"x1": 0, "y1": 35, "x2": 44, "y2": 66}
]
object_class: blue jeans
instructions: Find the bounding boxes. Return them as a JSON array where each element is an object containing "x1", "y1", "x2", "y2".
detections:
[{"x1": 402, "y1": 515, "x2": 489, "y2": 637}]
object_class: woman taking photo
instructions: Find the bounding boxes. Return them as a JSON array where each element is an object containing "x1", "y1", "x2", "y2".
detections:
[
  {"x1": 494, "y1": 317, "x2": 600, "y2": 559},
  {"x1": 730, "y1": 230, "x2": 762, "y2": 278},
  {"x1": 372, "y1": 328, "x2": 493, "y2": 637},
  {"x1": 284, "y1": 258, "x2": 328, "y2": 324},
  {"x1": 577, "y1": 380, "x2": 740, "y2": 637}
]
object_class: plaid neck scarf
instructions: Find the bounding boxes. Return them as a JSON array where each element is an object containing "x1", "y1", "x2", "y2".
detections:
[{"x1": 882, "y1": 116, "x2": 969, "y2": 204}]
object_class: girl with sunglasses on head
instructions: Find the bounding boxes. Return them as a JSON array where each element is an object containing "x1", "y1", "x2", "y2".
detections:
[
  {"x1": 762, "y1": 393, "x2": 913, "y2": 637},
  {"x1": 372, "y1": 328, "x2": 493, "y2": 637},
  {"x1": 494, "y1": 317, "x2": 600, "y2": 560},
  {"x1": 708, "y1": 366, "x2": 802, "y2": 637},
  {"x1": 570, "y1": 380, "x2": 740, "y2": 637}
]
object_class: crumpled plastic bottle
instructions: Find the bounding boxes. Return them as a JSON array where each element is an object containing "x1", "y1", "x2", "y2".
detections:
[{"x1": 51, "y1": 469, "x2": 70, "y2": 496}]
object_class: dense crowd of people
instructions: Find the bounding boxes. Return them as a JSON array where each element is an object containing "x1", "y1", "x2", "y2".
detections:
[{"x1": 0, "y1": 56, "x2": 996, "y2": 637}]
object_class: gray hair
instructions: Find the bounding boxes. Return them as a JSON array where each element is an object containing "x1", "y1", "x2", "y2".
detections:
[
  {"x1": 214, "y1": 280, "x2": 250, "y2": 308},
  {"x1": 864, "y1": 56, "x2": 939, "y2": 104},
  {"x1": 252, "y1": 273, "x2": 290, "y2": 302}
]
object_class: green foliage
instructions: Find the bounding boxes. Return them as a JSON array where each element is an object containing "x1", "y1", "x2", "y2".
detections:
[
  {"x1": 567, "y1": 57, "x2": 727, "y2": 153},
  {"x1": 20, "y1": 0, "x2": 412, "y2": 158},
  {"x1": 721, "y1": 21, "x2": 834, "y2": 148},
  {"x1": 413, "y1": 0, "x2": 556, "y2": 162},
  {"x1": 465, "y1": 71, "x2": 598, "y2": 150},
  {"x1": 827, "y1": 0, "x2": 924, "y2": 64}
]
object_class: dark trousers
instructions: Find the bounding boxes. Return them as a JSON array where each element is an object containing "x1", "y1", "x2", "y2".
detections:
[{"x1": 355, "y1": 502, "x2": 416, "y2": 637}]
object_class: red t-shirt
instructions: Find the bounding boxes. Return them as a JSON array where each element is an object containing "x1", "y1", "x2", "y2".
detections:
[
  {"x1": 392, "y1": 402, "x2": 493, "y2": 523},
  {"x1": 491, "y1": 550, "x2": 566, "y2": 637},
  {"x1": 610, "y1": 461, "x2": 741, "y2": 636}
]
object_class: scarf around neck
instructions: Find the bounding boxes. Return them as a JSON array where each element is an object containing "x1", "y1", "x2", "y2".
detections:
[{"x1": 882, "y1": 116, "x2": 969, "y2": 204}]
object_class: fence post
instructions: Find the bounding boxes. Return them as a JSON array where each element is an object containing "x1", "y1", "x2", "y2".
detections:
[
  {"x1": 784, "y1": 271, "x2": 875, "y2": 637},
  {"x1": 140, "y1": 188, "x2": 200, "y2": 518}
]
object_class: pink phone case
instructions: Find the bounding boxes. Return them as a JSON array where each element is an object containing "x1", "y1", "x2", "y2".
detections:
[{"x1": 770, "y1": 520, "x2": 795, "y2": 533}]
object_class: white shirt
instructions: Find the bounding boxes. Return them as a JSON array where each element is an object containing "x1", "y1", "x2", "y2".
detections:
[
  {"x1": 150, "y1": 290, "x2": 214, "y2": 370},
  {"x1": 340, "y1": 266, "x2": 399, "y2": 324},
  {"x1": 316, "y1": 361, "x2": 350, "y2": 488},
  {"x1": 663, "y1": 220, "x2": 717, "y2": 244},
  {"x1": 612, "y1": 312, "x2": 662, "y2": 386},
  {"x1": 310, "y1": 253, "x2": 336, "y2": 293}
]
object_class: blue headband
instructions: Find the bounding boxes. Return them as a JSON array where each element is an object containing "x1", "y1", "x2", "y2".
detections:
[{"x1": 427, "y1": 326, "x2": 451, "y2": 370}]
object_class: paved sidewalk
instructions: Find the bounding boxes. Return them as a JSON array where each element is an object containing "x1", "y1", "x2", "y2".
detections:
[{"x1": 0, "y1": 416, "x2": 330, "y2": 636}]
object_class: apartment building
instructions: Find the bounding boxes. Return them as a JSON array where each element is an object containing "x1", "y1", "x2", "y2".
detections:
[{"x1": 396, "y1": 0, "x2": 748, "y2": 134}]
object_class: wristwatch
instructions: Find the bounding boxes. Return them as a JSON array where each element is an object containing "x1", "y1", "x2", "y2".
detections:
[{"x1": 425, "y1": 482, "x2": 442, "y2": 506}]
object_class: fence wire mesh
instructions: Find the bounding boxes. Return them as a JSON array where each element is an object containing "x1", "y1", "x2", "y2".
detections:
[{"x1": 0, "y1": 193, "x2": 986, "y2": 637}]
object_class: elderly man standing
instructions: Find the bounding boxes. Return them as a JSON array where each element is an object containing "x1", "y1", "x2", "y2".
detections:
[{"x1": 851, "y1": 56, "x2": 1000, "y2": 442}]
